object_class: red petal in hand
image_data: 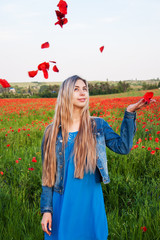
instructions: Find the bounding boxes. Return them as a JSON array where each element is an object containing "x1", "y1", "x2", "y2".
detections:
[
  {"x1": 28, "y1": 70, "x2": 38, "y2": 78},
  {"x1": 53, "y1": 65, "x2": 59, "y2": 72},
  {"x1": 57, "y1": 0, "x2": 68, "y2": 15},
  {"x1": 41, "y1": 42, "x2": 50, "y2": 49},
  {"x1": 49, "y1": 61, "x2": 56, "y2": 63},
  {"x1": 100, "y1": 46, "x2": 104, "y2": 53},
  {"x1": 143, "y1": 92, "x2": 154, "y2": 103},
  {"x1": 55, "y1": 10, "x2": 65, "y2": 20},
  {"x1": 43, "y1": 69, "x2": 48, "y2": 79}
]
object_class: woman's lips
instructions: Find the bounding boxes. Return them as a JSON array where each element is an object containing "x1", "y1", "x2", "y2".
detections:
[{"x1": 78, "y1": 98, "x2": 85, "y2": 102}]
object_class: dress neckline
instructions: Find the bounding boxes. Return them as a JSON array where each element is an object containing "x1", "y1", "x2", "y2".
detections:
[{"x1": 69, "y1": 131, "x2": 78, "y2": 133}]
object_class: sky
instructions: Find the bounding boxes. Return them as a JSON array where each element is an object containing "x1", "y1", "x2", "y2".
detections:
[{"x1": 0, "y1": 0, "x2": 160, "y2": 83}]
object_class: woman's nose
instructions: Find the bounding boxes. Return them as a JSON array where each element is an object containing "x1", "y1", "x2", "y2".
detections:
[{"x1": 79, "y1": 89, "x2": 85, "y2": 95}]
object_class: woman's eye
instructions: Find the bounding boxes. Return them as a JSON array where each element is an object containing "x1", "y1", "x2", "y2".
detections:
[{"x1": 74, "y1": 88, "x2": 87, "y2": 91}]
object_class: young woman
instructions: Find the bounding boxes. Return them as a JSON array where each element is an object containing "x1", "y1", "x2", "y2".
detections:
[{"x1": 40, "y1": 75, "x2": 155, "y2": 240}]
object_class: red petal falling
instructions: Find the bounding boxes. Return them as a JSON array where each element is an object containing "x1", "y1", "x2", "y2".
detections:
[
  {"x1": 41, "y1": 42, "x2": 50, "y2": 49},
  {"x1": 100, "y1": 46, "x2": 104, "y2": 53},
  {"x1": 28, "y1": 70, "x2": 38, "y2": 78},
  {"x1": 53, "y1": 65, "x2": 59, "y2": 72}
]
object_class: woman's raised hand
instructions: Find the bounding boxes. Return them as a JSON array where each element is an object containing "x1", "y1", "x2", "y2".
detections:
[
  {"x1": 126, "y1": 98, "x2": 156, "y2": 113},
  {"x1": 41, "y1": 212, "x2": 52, "y2": 236}
]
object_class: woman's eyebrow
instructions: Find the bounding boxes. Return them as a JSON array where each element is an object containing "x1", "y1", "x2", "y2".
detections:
[{"x1": 74, "y1": 85, "x2": 87, "y2": 88}]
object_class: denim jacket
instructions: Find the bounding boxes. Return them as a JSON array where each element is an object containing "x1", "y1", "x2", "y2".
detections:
[{"x1": 40, "y1": 110, "x2": 136, "y2": 214}]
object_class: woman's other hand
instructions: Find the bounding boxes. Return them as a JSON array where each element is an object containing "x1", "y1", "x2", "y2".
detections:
[
  {"x1": 126, "y1": 98, "x2": 156, "y2": 113},
  {"x1": 41, "y1": 212, "x2": 52, "y2": 236}
]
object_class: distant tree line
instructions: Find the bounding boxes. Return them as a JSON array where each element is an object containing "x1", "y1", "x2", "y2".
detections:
[
  {"x1": 0, "y1": 81, "x2": 132, "y2": 98},
  {"x1": 142, "y1": 81, "x2": 160, "y2": 90},
  {"x1": 88, "y1": 81, "x2": 131, "y2": 95},
  {"x1": 35, "y1": 81, "x2": 131, "y2": 98}
]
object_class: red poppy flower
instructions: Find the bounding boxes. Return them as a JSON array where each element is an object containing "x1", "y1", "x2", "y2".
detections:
[
  {"x1": 141, "y1": 226, "x2": 147, "y2": 232},
  {"x1": 32, "y1": 157, "x2": 37, "y2": 163},
  {"x1": 0, "y1": 171, "x2": 4, "y2": 176},
  {"x1": 57, "y1": 0, "x2": 68, "y2": 15},
  {"x1": 147, "y1": 147, "x2": 152, "y2": 151},
  {"x1": 53, "y1": 65, "x2": 59, "y2": 72},
  {"x1": 28, "y1": 70, "x2": 38, "y2": 78},
  {"x1": 41, "y1": 42, "x2": 50, "y2": 49},
  {"x1": 155, "y1": 147, "x2": 160, "y2": 150},
  {"x1": 28, "y1": 167, "x2": 35, "y2": 171},
  {"x1": 151, "y1": 150, "x2": 155, "y2": 155},
  {"x1": 137, "y1": 138, "x2": 142, "y2": 143},
  {"x1": 55, "y1": 18, "x2": 68, "y2": 28},
  {"x1": 133, "y1": 144, "x2": 138, "y2": 149},
  {"x1": 49, "y1": 61, "x2": 56, "y2": 64},
  {"x1": 15, "y1": 160, "x2": 19, "y2": 163},
  {"x1": 99, "y1": 46, "x2": 104, "y2": 53},
  {"x1": 142, "y1": 92, "x2": 154, "y2": 103},
  {"x1": 7, "y1": 144, "x2": 10, "y2": 147},
  {"x1": 55, "y1": 10, "x2": 65, "y2": 20}
]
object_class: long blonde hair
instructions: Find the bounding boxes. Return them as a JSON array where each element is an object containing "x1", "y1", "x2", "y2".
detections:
[{"x1": 42, "y1": 75, "x2": 97, "y2": 187}]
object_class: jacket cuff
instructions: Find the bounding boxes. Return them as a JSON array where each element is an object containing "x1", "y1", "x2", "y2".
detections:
[
  {"x1": 124, "y1": 109, "x2": 136, "y2": 119},
  {"x1": 41, "y1": 208, "x2": 53, "y2": 215}
]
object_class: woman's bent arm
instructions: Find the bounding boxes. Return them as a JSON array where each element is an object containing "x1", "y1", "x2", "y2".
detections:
[{"x1": 103, "y1": 109, "x2": 136, "y2": 154}]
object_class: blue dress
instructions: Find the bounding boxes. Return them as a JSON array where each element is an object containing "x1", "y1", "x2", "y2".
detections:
[{"x1": 45, "y1": 131, "x2": 108, "y2": 240}]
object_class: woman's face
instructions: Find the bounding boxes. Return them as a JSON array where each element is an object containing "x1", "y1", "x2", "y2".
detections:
[{"x1": 72, "y1": 79, "x2": 89, "y2": 108}]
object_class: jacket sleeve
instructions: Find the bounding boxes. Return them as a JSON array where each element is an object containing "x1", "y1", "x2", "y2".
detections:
[
  {"x1": 102, "y1": 109, "x2": 137, "y2": 154},
  {"x1": 40, "y1": 126, "x2": 53, "y2": 214}
]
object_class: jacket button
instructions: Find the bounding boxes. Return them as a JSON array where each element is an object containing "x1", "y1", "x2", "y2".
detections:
[
  {"x1": 60, "y1": 165, "x2": 63, "y2": 168},
  {"x1": 59, "y1": 189, "x2": 61, "y2": 193},
  {"x1": 61, "y1": 177, "x2": 63, "y2": 180},
  {"x1": 59, "y1": 152, "x2": 62, "y2": 155}
]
